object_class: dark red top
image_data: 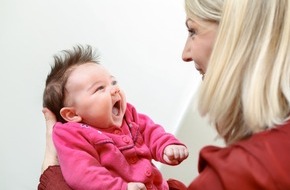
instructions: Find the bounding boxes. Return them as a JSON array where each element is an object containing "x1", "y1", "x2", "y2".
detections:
[
  {"x1": 38, "y1": 166, "x2": 71, "y2": 190},
  {"x1": 188, "y1": 121, "x2": 290, "y2": 190}
]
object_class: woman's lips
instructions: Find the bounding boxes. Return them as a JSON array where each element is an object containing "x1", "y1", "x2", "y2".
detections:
[{"x1": 195, "y1": 67, "x2": 205, "y2": 79}]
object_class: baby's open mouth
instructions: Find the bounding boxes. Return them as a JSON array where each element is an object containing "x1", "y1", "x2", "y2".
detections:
[{"x1": 112, "y1": 101, "x2": 121, "y2": 116}]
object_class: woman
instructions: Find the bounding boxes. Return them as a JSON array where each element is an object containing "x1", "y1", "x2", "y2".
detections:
[
  {"x1": 183, "y1": 0, "x2": 290, "y2": 189},
  {"x1": 39, "y1": 0, "x2": 290, "y2": 189}
]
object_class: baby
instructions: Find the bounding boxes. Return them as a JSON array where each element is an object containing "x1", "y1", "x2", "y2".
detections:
[{"x1": 43, "y1": 45, "x2": 188, "y2": 190}]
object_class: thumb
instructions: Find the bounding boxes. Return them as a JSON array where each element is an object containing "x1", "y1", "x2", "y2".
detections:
[
  {"x1": 136, "y1": 183, "x2": 147, "y2": 190},
  {"x1": 42, "y1": 108, "x2": 57, "y2": 129}
]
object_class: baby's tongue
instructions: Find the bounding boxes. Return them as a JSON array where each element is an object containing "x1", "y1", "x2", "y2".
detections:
[{"x1": 112, "y1": 107, "x2": 119, "y2": 116}]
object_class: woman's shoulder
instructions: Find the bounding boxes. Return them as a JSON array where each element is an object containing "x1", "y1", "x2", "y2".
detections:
[
  {"x1": 200, "y1": 120, "x2": 290, "y2": 158},
  {"x1": 234, "y1": 120, "x2": 290, "y2": 160},
  {"x1": 196, "y1": 121, "x2": 290, "y2": 189}
]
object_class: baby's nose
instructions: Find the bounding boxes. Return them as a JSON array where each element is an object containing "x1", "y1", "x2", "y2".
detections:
[{"x1": 111, "y1": 86, "x2": 120, "y2": 94}]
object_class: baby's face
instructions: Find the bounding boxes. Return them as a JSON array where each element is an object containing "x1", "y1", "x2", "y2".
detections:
[{"x1": 65, "y1": 62, "x2": 127, "y2": 128}]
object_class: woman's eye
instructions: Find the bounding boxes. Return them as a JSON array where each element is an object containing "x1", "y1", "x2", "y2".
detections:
[{"x1": 188, "y1": 29, "x2": 196, "y2": 37}]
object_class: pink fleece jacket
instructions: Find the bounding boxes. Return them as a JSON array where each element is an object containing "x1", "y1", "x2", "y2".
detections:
[{"x1": 53, "y1": 103, "x2": 184, "y2": 190}]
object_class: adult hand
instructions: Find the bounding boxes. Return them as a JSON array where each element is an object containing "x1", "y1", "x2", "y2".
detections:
[
  {"x1": 41, "y1": 108, "x2": 58, "y2": 173},
  {"x1": 127, "y1": 182, "x2": 147, "y2": 190},
  {"x1": 163, "y1": 145, "x2": 189, "y2": 165}
]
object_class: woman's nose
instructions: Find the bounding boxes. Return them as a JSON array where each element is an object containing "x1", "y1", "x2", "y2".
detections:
[
  {"x1": 110, "y1": 86, "x2": 120, "y2": 95},
  {"x1": 182, "y1": 39, "x2": 193, "y2": 62}
]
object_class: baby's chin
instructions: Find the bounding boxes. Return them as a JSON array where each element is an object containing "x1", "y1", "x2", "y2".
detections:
[{"x1": 111, "y1": 115, "x2": 125, "y2": 128}]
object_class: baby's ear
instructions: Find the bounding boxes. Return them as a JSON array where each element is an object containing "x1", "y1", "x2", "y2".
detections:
[{"x1": 60, "y1": 107, "x2": 82, "y2": 122}]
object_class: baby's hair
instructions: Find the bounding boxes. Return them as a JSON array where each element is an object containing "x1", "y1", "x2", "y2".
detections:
[{"x1": 43, "y1": 45, "x2": 100, "y2": 122}]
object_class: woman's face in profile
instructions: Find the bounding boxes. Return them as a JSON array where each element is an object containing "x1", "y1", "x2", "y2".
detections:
[{"x1": 182, "y1": 18, "x2": 218, "y2": 79}]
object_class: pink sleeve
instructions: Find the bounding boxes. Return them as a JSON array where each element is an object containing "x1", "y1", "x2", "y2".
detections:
[
  {"x1": 53, "y1": 122, "x2": 127, "y2": 190},
  {"x1": 127, "y1": 104, "x2": 186, "y2": 163}
]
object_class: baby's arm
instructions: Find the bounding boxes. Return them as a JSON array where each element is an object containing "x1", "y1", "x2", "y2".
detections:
[
  {"x1": 163, "y1": 145, "x2": 189, "y2": 165},
  {"x1": 127, "y1": 182, "x2": 147, "y2": 190}
]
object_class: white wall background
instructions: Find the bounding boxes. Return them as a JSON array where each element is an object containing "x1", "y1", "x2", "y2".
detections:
[{"x1": 0, "y1": 0, "x2": 223, "y2": 189}]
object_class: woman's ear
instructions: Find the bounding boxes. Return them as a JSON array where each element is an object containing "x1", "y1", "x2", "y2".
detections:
[{"x1": 60, "y1": 107, "x2": 82, "y2": 122}]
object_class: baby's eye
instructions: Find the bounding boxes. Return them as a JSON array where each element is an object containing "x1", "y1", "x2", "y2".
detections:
[
  {"x1": 112, "y1": 80, "x2": 118, "y2": 85},
  {"x1": 95, "y1": 86, "x2": 104, "y2": 92}
]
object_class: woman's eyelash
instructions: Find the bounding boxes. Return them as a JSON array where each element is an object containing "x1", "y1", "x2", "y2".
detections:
[{"x1": 188, "y1": 29, "x2": 196, "y2": 37}]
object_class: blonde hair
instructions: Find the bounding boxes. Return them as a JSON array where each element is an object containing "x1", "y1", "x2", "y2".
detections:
[
  {"x1": 186, "y1": 0, "x2": 290, "y2": 144},
  {"x1": 184, "y1": 0, "x2": 223, "y2": 22}
]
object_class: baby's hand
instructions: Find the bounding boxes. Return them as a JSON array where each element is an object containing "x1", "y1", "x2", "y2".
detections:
[
  {"x1": 163, "y1": 145, "x2": 188, "y2": 165},
  {"x1": 127, "y1": 182, "x2": 147, "y2": 190}
]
